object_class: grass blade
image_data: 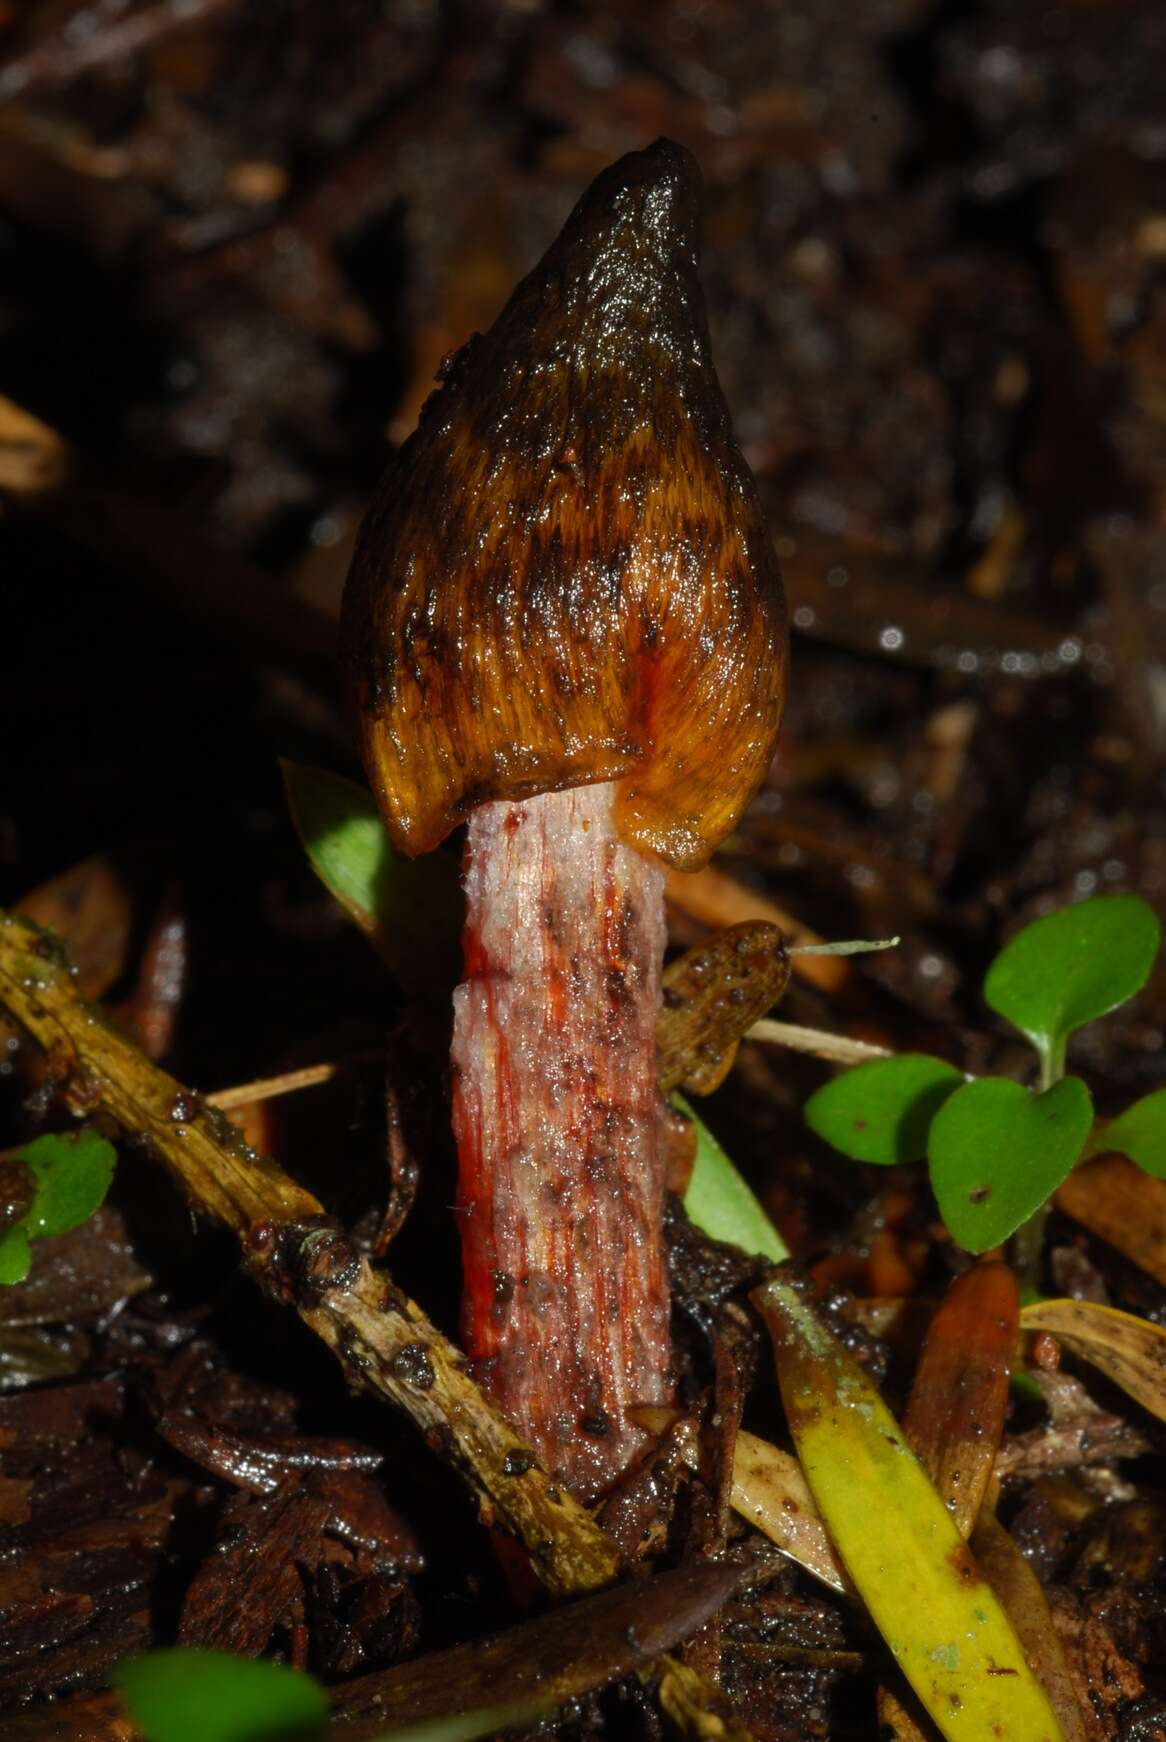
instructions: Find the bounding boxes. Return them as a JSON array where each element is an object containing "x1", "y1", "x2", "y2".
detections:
[
  {"x1": 753, "y1": 1273, "x2": 1065, "y2": 1742},
  {"x1": 676, "y1": 1096, "x2": 788, "y2": 1262}
]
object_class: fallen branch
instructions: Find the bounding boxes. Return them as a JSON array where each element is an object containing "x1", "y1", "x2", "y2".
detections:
[{"x1": 0, "y1": 909, "x2": 620, "y2": 1598}]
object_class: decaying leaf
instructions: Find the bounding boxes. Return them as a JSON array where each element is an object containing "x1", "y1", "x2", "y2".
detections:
[
  {"x1": 901, "y1": 1262, "x2": 1018, "y2": 1534},
  {"x1": 633, "y1": 1405, "x2": 845, "y2": 1594},
  {"x1": 330, "y1": 1558, "x2": 756, "y2": 1741},
  {"x1": 879, "y1": 1265, "x2": 1089, "y2": 1742},
  {"x1": 653, "y1": 1651, "x2": 757, "y2": 1742},
  {"x1": 15, "y1": 852, "x2": 135, "y2": 1002},
  {"x1": 1020, "y1": 1298, "x2": 1166, "y2": 1425},
  {"x1": 878, "y1": 1263, "x2": 1016, "y2": 1742},
  {"x1": 658, "y1": 923, "x2": 790, "y2": 1095},
  {"x1": 0, "y1": 1206, "x2": 150, "y2": 1329},
  {"x1": 721, "y1": 1429, "x2": 846, "y2": 1595},
  {"x1": 1055, "y1": 1155, "x2": 1166, "y2": 1288}
]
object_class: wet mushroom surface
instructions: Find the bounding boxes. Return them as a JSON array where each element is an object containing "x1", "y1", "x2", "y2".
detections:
[{"x1": 1, "y1": 5, "x2": 1165, "y2": 1742}]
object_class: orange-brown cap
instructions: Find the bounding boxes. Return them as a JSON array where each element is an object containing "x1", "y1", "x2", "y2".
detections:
[{"x1": 342, "y1": 139, "x2": 787, "y2": 871}]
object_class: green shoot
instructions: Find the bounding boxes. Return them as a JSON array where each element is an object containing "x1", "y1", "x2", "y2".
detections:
[
  {"x1": 675, "y1": 1094, "x2": 789, "y2": 1262},
  {"x1": 280, "y1": 760, "x2": 461, "y2": 992},
  {"x1": 114, "y1": 1650, "x2": 328, "y2": 1742},
  {"x1": 803, "y1": 894, "x2": 1161, "y2": 1256},
  {"x1": 983, "y1": 893, "x2": 1159, "y2": 1088}
]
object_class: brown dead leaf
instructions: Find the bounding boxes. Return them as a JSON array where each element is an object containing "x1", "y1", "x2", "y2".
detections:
[
  {"x1": 658, "y1": 922, "x2": 790, "y2": 1095},
  {"x1": 1020, "y1": 1298, "x2": 1166, "y2": 1425}
]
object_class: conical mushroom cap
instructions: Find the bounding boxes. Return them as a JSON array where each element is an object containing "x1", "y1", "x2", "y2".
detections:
[{"x1": 342, "y1": 138, "x2": 787, "y2": 870}]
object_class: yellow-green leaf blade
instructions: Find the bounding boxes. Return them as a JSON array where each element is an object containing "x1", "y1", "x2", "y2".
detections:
[{"x1": 753, "y1": 1273, "x2": 1065, "y2": 1742}]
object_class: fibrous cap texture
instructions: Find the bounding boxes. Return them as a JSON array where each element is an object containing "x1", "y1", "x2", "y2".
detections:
[{"x1": 343, "y1": 138, "x2": 787, "y2": 870}]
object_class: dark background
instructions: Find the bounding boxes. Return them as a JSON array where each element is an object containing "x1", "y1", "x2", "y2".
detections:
[
  {"x1": 2, "y1": 0, "x2": 1165, "y2": 1271},
  {"x1": 3, "y1": 1, "x2": 1163, "y2": 1093},
  {"x1": 0, "y1": 3, "x2": 1165, "y2": 1729}
]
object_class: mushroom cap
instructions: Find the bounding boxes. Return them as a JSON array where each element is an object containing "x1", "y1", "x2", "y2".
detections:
[{"x1": 342, "y1": 138, "x2": 787, "y2": 871}]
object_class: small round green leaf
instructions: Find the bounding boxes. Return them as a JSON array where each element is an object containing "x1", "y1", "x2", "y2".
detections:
[
  {"x1": 1087, "y1": 1087, "x2": 1166, "y2": 1179},
  {"x1": 983, "y1": 895, "x2": 1160, "y2": 1069},
  {"x1": 114, "y1": 1649, "x2": 329, "y2": 1742},
  {"x1": 929, "y1": 1075, "x2": 1094, "y2": 1254},
  {"x1": 805, "y1": 1054, "x2": 964, "y2": 1165},
  {"x1": 20, "y1": 1131, "x2": 117, "y2": 1241}
]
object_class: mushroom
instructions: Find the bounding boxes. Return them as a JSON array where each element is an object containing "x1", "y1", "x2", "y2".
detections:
[{"x1": 342, "y1": 140, "x2": 787, "y2": 1503}]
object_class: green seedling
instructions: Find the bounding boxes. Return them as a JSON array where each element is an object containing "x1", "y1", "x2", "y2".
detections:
[
  {"x1": 0, "y1": 1128, "x2": 116, "y2": 1284},
  {"x1": 114, "y1": 1644, "x2": 560, "y2": 1742},
  {"x1": 806, "y1": 894, "x2": 1162, "y2": 1255},
  {"x1": 115, "y1": 1651, "x2": 330, "y2": 1742}
]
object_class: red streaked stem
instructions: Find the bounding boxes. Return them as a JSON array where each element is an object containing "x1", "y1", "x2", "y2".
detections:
[{"x1": 451, "y1": 780, "x2": 674, "y2": 1503}]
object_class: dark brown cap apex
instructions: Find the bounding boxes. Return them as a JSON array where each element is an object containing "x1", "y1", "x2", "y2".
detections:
[{"x1": 342, "y1": 138, "x2": 787, "y2": 870}]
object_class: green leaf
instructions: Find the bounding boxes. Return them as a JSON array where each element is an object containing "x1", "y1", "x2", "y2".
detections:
[
  {"x1": 114, "y1": 1649, "x2": 329, "y2": 1742},
  {"x1": 929, "y1": 1077, "x2": 1094, "y2": 1254},
  {"x1": 20, "y1": 1130, "x2": 116, "y2": 1240},
  {"x1": 0, "y1": 1226, "x2": 31, "y2": 1285},
  {"x1": 753, "y1": 1274, "x2": 1066, "y2": 1742},
  {"x1": 280, "y1": 760, "x2": 462, "y2": 993},
  {"x1": 983, "y1": 895, "x2": 1160, "y2": 1076},
  {"x1": 0, "y1": 1131, "x2": 116, "y2": 1287},
  {"x1": 1086, "y1": 1087, "x2": 1166, "y2": 1178},
  {"x1": 677, "y1": 1095, "x2": 788, "y2": 1262},
  {"x1": 281, "y1": 761, "x2": 392, "y2": 936},
  {"x1": 804, "y1": 1054, "x2": 964, "y2": 1165}
]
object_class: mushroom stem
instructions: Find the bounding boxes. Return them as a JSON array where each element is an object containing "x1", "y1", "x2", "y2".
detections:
[{"x1": 451, "y1": 780, "x2": 673, "y2": 1503}]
